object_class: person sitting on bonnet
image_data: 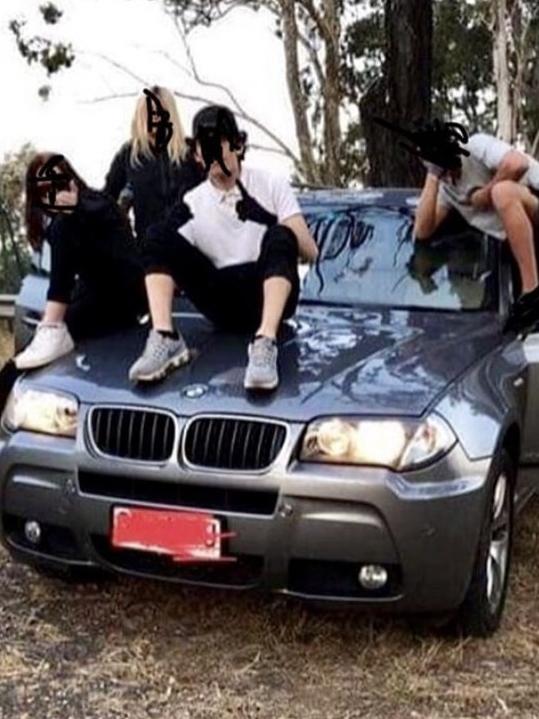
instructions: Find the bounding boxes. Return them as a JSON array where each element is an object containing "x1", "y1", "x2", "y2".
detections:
[
  {"x1": 13, "y1": 153, "x2": 147, "y2": 370},
  {"x1": 129, "y1": 104, "x2": 318, "y2": 391},
  {"x1": 414, "y1": 131, "x2": 539, "y2": 329},
  {"x1": 104, "y1": 85, "x2": 205, "y2": 240}
]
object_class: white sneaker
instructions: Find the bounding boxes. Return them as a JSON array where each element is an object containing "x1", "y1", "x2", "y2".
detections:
[{"x1": 15, "y1": 322, "x2": 75, "y2": 370}]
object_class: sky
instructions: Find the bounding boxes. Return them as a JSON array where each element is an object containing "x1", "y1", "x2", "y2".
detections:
[{"x1": 0, "y1": 0, "x2": 297, "y2": 187}]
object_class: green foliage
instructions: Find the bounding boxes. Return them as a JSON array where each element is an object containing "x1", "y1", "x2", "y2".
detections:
[
  {"x1": 340, "y1": 1, "x2": 384, "y2": 184},
  {"x1": 0, "y1": 146, "x2": 34, "y2": 294},
  {"x1": 344, "y1": 0, "x2": 496, "y2": 129},
  {"x1": 9, "y1": 2, "x2": 74, "y2": 78},
  {"x1": 163, "y1": 0, "x2": 263, "y2": 29},
  {"x1": 341, "y1": 0, "x2": 384, "y2": 104},
  {"x1": 40, "y1": 2, "x2": 63, "y2": 24},
  {"x1": 432, "y1": 0, "x2": 494, "y2": 132}
]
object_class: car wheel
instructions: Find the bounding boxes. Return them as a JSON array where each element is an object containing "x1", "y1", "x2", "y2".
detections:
[{"x1": 455, "y1": 449, "x2": 514, "y2": 637}]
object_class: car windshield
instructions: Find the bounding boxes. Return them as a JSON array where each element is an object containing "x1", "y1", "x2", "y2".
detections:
[{"x1": 300, "y1": 205, "x2": 498, "y2": 312}]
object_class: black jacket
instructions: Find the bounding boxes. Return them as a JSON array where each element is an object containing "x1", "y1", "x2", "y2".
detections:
[{"x1": 104, "y1": 143, "x2": 205, "y2": 239}]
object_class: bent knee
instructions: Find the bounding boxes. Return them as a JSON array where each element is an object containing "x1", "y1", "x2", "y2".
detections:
[
  {"x1": 261, "y1": 224, "x2": 298, "y2": 255},
  {"x1": 491, "y1": 180, "x2": 523, "y2": 210}
]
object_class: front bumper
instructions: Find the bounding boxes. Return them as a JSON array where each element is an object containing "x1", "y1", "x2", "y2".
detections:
[{"x1": 0, "y1": 420, "x2": 492, "y2": 614}]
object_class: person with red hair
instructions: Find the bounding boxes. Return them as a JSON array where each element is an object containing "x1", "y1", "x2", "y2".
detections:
[{"x1": 13, "y1": 152, "x2": 146, "y2": 369}]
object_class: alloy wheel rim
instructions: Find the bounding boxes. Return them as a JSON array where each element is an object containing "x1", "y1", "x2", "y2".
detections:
[{"x1": 486, "y1": 472, "x2": 510, "y2": 613}]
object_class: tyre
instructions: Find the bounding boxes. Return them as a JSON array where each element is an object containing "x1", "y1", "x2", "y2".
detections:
[{"x1": 455, "y1": 449, "x2": 515, "y2": 637}]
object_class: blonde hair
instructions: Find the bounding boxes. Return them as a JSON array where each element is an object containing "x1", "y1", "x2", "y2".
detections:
[{"x1": 130, "y1": 86, "x2": 187, "y2": 166}]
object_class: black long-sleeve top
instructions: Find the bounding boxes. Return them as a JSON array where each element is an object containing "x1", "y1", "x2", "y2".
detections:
[
  {"x1": 104, "y1": 143, "x2": 205, "y2": 240},
  {"x1": 46, "y1": 188, "x2": 144, "y2": 303}
]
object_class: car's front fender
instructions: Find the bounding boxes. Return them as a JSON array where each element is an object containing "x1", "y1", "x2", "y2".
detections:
[{"x1": 433, "y1": 338, "x2": 526, "y2": 461}]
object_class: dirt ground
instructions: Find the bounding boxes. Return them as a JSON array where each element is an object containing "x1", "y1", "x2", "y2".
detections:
[{"x1": 2, "y1": 330, "x2": 539, "y2": 719}]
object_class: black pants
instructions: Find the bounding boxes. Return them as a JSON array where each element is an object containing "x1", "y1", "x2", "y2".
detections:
[
  {"x1": 47, "y1": 218, "x2": 144, "y2": 308},
  {"x1": 0, "y1": 245, "x2": 148, "y2": 415},
  {"x1": 143, "y1": 223, "x2": 300, "y2": 332},
  {"x1": 45, "y1": 217, "x2": 148, "y2": 340},
  {"x1": 63, "y1": 281, "x2": 147, "y2": 342}
]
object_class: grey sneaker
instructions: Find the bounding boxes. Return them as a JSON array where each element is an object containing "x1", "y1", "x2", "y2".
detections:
[
  {"x1": 129, "y1": 329, "x2": 190, "y2": 382},
  {"x1": 244, "y1": 336, "x2": 279, "y2": 391},
  {"x1": 15, "y1": 322, "x2": 75, "y2": 370}
]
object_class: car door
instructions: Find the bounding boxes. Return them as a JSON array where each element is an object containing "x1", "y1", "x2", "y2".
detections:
[{"x1": 521, "y1": 329, "x2": 539, "y2": 464}]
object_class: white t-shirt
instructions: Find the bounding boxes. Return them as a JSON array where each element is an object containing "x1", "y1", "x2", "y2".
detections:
[
  {"x1": 438, "y1": 133, "x2": 539, "y2": 240},
  {"x1": 180, "y1": 166, "x2": 301, "y2": 268}
]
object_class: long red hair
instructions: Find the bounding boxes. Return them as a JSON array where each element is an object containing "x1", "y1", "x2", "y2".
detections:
[{"x1": 25, "y1": 152, "x2": 88, "y2": 250}]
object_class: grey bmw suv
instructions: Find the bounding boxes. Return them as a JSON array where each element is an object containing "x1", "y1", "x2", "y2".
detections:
[{"x1": 1, "y1": 188, "x2": 537, "y2": 637}]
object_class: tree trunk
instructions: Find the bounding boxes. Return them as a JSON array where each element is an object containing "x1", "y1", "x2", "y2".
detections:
[
  {"x1": 279, "y1": 0, "x2": 319, "y2": 184},
  {"x1": 492, "y1": 0, "x2": 514, "y2": 142},
  {"x1": 360, "y1": 78, "x2": 389, "y2": 185},
  {"x1": 321, "y1": 0, "x2": 342, "y2": 185},
  {"x1": 362, "y1": 0, "x2": 433, "y2": 187}
]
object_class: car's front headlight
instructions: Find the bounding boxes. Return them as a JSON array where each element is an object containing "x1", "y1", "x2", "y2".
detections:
[
  {"x1": 2, "y1": 387, "x2": 78, "y2": 438},
  {"x1": 300, "y1": 414, "x2": 456, "y2": 471}
]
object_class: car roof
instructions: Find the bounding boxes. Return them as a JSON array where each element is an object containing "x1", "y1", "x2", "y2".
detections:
[{"x1": 295, "y1": 187, "x2": 420, "y2": 212}]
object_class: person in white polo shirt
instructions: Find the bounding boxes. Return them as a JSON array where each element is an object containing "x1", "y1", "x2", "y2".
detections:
[
  {"x1": 414, "y1": 131, "x2": 539, "y2": 330},
  {"x1": 129, "y1": 104, "x2": 318, "y2": 390}
]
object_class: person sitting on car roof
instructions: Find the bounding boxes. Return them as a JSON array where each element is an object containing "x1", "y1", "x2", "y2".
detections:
[
  {"x1": 414, "y1": 131, "x2": 539, "y2": 331},
  {"x1": 128, "y1": 104, "x2": 318, "y2": 391}
]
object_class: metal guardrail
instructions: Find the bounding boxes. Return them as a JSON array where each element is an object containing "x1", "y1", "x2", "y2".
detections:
[{"x1": 0, "y1": 295, "x2": 15, "y2": 320}]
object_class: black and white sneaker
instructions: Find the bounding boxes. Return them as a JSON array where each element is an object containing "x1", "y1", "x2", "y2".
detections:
[
  {"x1": 128, "y1": 329, "x2": 191, "y2": 382},
  {"x1": 244, "y1": 336, "x2": 279, "y2": 391}
]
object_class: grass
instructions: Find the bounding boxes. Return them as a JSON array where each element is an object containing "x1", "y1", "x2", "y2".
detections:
[
  {"x1": 1, "y1": 328, "x2": 539, "y2": 718},
  {"x1": 0, "y1": 328, "x2": 12, "y2": 364}
]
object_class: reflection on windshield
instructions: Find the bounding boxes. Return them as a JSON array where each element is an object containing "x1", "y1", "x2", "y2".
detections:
[{"x1": 301, "y1": 207, "x2": 496, "y2": 311}]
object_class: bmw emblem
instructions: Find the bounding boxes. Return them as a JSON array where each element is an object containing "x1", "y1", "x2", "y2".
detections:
[{"x1": 183, "y1": 384, "x2": 207, "y2": 399}]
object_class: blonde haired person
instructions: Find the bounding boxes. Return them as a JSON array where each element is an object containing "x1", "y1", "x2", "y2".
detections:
[{"x1": 105, "y1": 85, "x2": 205, "y2": 240}]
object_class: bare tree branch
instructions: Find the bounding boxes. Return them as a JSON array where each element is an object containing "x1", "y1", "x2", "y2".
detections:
[
  {"x1": 171, "y1": 13, "x2": 244, "y2": 113},
  {"x1": 169, "y1": 0, "x2": 250, "y2": 27},
  {"x1": 79, "y1": 51, "x2": 151, "y2": 85},
  {"x1": 80, "y1": 92, "x2": 140, "y2": 104},
  {"x1": 297, "y1": 0, "x2": 332, "y2": 43},
  {"x1": 82, "y1": 49, "x2": 299, "y2": 164},
  {"x1": 249, "y1": 143, "x2": 290, "y2": 156},
  {"x1": 169, "y1": 13, "x2": 301, "y2": 165},
  {"x1": 82, "y1": 91, "x2": 292, "y2": 161},
  {"x1": 145, "y1": 48, "x2": 192, "y2": 77}
]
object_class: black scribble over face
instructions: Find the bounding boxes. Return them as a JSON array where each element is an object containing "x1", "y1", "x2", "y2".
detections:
[
  {"x1": 29, "y1": 154, "x2": 77, "y2": 214},
  {"x1": 144, "y1": 88, "x2": 173, "y2": 153},
  {"x1": 197, "y1": 125, "x2": 227, "y2": 174},
  {"x1": 373, "y1": 117, "x2": 470, "y2": 173},
  {"x1": 198, "y1": 127, "x2": 225, "y2": 174}
]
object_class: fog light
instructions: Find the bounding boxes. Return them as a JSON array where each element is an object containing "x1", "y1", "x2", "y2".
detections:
[
  {"x1": 358, "y1": 564, "x2": 388, "y2": 590},
  {"x1": 24, "y1": 520, "x2": 41, "y2": 545}
]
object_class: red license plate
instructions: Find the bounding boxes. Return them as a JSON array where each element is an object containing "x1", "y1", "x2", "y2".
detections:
[{"x1": 111, "y1": 507, "x2": 236, "y2": 563}]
